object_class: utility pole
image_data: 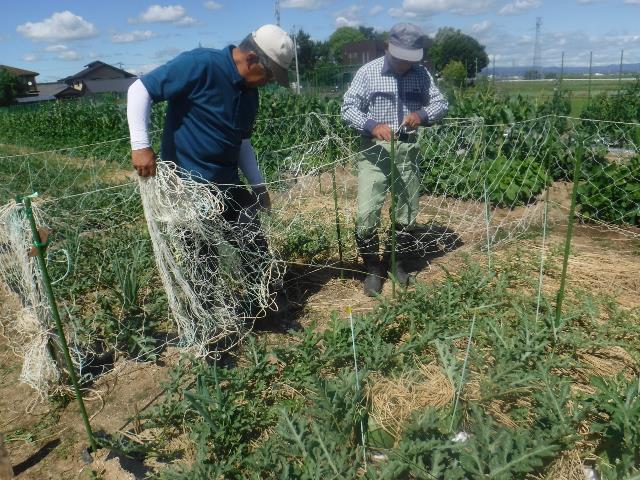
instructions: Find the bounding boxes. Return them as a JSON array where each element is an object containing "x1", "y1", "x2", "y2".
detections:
[
  {"x1": 492, "y1": 55, "x2": 496, "y2": 86},
  {"x1": 292, "y1": 26, "x2": 300, "y2": 93},
  {"x1": 532, "y1": 17, "x2": 542, "y2": 79},
  {"x1": 275, "y1": 0, "x2": 280, "y2": 26}
]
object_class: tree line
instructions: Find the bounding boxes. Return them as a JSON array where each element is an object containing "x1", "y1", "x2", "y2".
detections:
[
  {"x1": 293, "y1": 25, "x2": 488, "y2": 87},
  {"x1": 0, "y1": 25, "x2": 488, "y2": 105}
]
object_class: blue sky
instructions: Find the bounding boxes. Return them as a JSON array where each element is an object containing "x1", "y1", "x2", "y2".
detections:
[{"x1": 1, "y1": 0, "x2": 639, "y2": 82}]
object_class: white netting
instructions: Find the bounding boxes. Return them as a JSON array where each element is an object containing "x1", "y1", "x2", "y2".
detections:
[
  {"x1": 0, "y1": 113, "x2": 638, "y2": 397},
  {"x1": 0, "y1": 201, "x2": 60, "y2": 395},
  {"x1": 139, "y1": 162, "x2": 283, "y2": 354}
]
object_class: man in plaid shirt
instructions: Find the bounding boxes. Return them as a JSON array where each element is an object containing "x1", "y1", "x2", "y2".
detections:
[{"x1": 341, "y1": 22, "x2": 448, "y2": 296}]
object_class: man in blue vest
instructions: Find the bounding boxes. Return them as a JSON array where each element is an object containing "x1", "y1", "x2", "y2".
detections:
[{"x1": 127, "y1": 24, "x2": 294, "y2": 318}]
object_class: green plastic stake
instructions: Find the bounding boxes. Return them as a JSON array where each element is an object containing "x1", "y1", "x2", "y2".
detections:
[
  {"x1": 331, "y1": 166, "x2": 344, "y2": 280},
  {"x1": 21, "y1": 195, "x2": 98, "y2": 452},
  {"x1": 554, "y1": 144, "x2": 584, "y2": 336},
  {"x1": 389, "y1": 132, "x2": 397, "y2": 298}
]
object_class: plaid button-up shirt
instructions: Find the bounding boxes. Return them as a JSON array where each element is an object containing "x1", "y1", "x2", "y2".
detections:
[{"x1": 341, "y1": 55, "x2": 448, "y2": 135}]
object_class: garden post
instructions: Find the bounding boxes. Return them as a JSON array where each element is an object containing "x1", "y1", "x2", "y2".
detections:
[
  {"x1": 555, "y1": 143, "x2": 584, "y2": 334},
  {"x1": 21, "y1": 195, "x2": 97, "y2": 452},
  {"x1": 389, "y1": 131, "x2": 397, "y2": 297},
  {"x1": 331, "y1": 165, "x2": 344, "y2": 279}
]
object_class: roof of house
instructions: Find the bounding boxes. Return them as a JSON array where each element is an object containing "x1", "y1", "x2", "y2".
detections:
[
  {"x1": 60, "y1": 61, "x2": 136, "y2": 82},
  {"x1": 85, "y1": 78, "x2": 137, "y2": 94},
  {"x1": 15, "y1": 82, "x2": 82, "y2": 103},
  {"x1": 0, "y1": 65, "x2": 39, "y2": 77}
]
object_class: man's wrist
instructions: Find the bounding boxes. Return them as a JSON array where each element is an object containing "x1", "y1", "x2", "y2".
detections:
[
  {"x1": 417, "y1": 111, "x2": 429, "y2": 126},
  {"x1": 364, "y1": 119, "x2": 379, "y2": 136}
]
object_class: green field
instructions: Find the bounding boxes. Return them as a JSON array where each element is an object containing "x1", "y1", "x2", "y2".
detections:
[{"x1": 493, "y1": 77, "x2": 639, "y2": 116}]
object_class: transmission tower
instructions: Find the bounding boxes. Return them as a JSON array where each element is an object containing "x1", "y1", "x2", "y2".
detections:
[
  {"x1": 275, "y1": 0, "x2": 281, "y2": 26},
  {"x1": 532, "y1": 17, "x2": 542, "y2": 79}
]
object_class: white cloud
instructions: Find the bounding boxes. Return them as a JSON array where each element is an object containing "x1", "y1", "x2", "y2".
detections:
[
  {"x1": 370, "y1": 5, "x2": 385, "y2": 15},
  {"x1": 282, "y1": 0, "x2": 327, "y2": 9},
  {"x1": 17, "y1": 11, "x2": 99, "y2": 42},
  {"x1": 139, "y1": 5, "x2": 186, "y2": 22},
  {"x1": 576, "y1": 0, "x2": 602, "y2": 4},
  {"x1": 336, "y1": 16, "x2": 360, "y2": 27},
  {"x1": 23, "y1": 53, "x2": 38, "y2": 61},
  {"x1": 175, "y1": 16, "x2": 198, "y2": 26},
  {"x1": 401, "y1": 0, "x2": 495, "y2": 16},
  {"x1": 203, "y1": 1, "x2": 223, "y2": 9},
  {"x1": 478, "y1": 26, "x2": 640, "y2": 70},
  {"x1": 334, "y1": 5, "x2": 363, "y2": 27},
  {"x1": 499, "y1": 0, "x2": 541, "y2": 15},
  {"x1": 111, "y1": 30, "x2": 155, "y2": 43},
  {"x1": 45, "y1": 44, "x2": 68, "y2": 52},
  {"x1": 623, "y1": 0, "x2": 640, "y2": 4},
  {"x1": 471, "y1": 20, "x2": 492, "y2": 33},
  {"x1": 57, "y1": 50, "x2": 82, "y2": 61},
  {"x1": 131, "y1": 5, "x2": 199, "y2": 26}
]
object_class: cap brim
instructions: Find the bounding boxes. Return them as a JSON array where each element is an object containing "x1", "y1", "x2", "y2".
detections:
[
  {"x1": 270, "y1": 61, "x2": 289, "y2": 87},
  {"x1": 388, "y1": 43, "x2": 423, "y2": 62}
]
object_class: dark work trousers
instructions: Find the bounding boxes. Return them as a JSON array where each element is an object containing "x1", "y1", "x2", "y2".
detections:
[{"x1": 185, "y1": 184, "x2": 270, "y2": 318}]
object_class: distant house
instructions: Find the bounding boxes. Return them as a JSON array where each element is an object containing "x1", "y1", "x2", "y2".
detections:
[
  {"x1": 342, "y1": 40, "x2": 386, "y2": 66},
  {"x1": 16, "y1": 82, "x2": 85, "y2": 104},
  {"x1": 341, "y1": 37, "x2": 436, "y2": 70},
  {"x1": 0, "y1": 65, "x2": 39, "y2": 96},
  {"x1": 16, "y1": 61, "x2": 137, "y2": 103},
  {"x1": 60, "y1": 60, "x2": 136, "y2": 85},
  {"x1": 60, "y1": 61, "x2": 137, "y2": 97}
]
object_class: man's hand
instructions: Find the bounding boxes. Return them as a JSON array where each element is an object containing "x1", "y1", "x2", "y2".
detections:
[
  {"x1": 132, "y1": 147, "x2": 157, "y2": 177},
  {"x1": 371, "y1": 123, "x2": 392, "y2": 141},
  {"x1": 253, "y1": 185, "x2": 272, "y2": 213},
  {"x1": 402, "y1": 112, "x2": 422, "y2": 130}
]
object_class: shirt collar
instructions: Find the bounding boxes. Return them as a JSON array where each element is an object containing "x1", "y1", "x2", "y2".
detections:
[
  {"x1": 381, "y1": 53, "x2": 417, "y2": 77},
  {"x1": 226, "y1": 45, "x2": 246, "y2": 88}
]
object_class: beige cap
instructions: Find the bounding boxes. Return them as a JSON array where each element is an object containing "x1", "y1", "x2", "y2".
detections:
[{"x1": 252, "y1": 24, "x2": 294, "y2": 87}]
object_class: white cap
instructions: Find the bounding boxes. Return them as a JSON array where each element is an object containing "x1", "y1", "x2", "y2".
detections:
[{"x1": 252, "y1": 24, "x2": 294, "y2": 87}]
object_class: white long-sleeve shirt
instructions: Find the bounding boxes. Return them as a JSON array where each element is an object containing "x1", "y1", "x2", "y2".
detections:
[{"x1": 126, "y1": 79, "x2": 265, "y2": 186}]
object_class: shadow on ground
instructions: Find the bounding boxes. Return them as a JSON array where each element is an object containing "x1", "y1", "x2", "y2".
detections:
[{"x1": 255, "y1": 222, "x2": 464, "y2": 333}]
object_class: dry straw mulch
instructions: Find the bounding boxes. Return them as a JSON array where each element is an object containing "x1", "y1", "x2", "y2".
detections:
[{"x1": 368, "y1": 362, "x2": 454, "y2": 441}]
